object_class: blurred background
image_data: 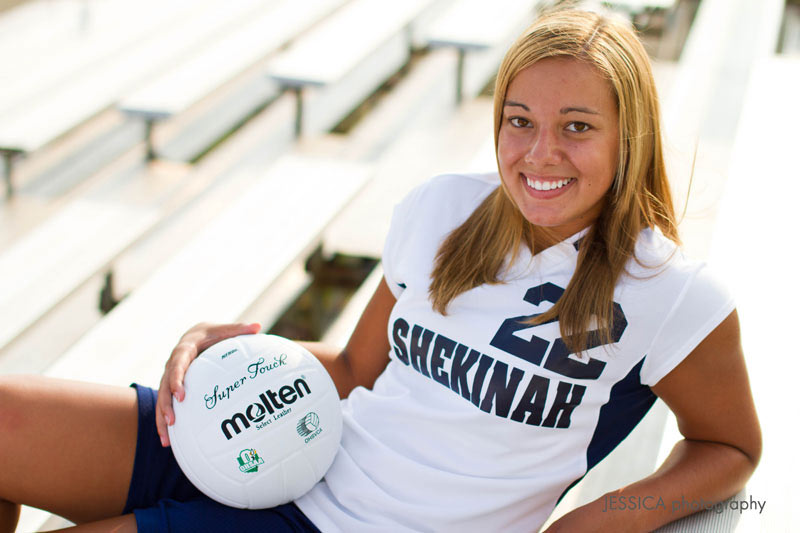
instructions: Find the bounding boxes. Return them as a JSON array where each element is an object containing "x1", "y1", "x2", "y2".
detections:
[{"x1": 0, "y1": 0, "x2": 797, "y2": 530}]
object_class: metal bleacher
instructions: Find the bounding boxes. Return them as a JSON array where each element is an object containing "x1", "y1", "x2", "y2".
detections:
[
  {"x1": 2, "y1": 0, "x2": 795, "y2": 531},
  {"x1": 0, "y1": 0, "x2": 350, "y2": 356},
  {"x1": 0, "y1": 0, "x2": 277, "y2": 195},
  {"x1": 118, "y1": 0, "x2": 347, "y2": 161},
  {"x1": 426, "y1": 0, "x2": 538, "y2": 103},
  {"x1": 0, "y1": 0, "x2": 433, "y2": 360},
  {"x1": 265, "y1": 0, "x2": 446, "y2": 137}
]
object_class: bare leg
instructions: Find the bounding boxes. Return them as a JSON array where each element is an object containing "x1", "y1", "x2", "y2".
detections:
[
  {"x1": 0, "y1": 375, "x2": 138, "y2": 531},
  {"x1": 52, "y1": 514, "x2": 138, "y2": 532}
]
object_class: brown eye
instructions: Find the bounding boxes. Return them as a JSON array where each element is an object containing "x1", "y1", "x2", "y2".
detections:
[
  {"x1": 567, "y1": 122, "x2": 591, "y2": 133},
  {"x1": 509, "y1": 117, "x2": 530, "y2": 128}
]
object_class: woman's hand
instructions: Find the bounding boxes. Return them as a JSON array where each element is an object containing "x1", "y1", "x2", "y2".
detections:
[{"x1": 155, "y1": 322, "x2": 261, "y2": 447}]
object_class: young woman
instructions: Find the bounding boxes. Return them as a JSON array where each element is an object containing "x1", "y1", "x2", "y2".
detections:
[{"x1": 0, "y1": 9, "x2": 760, "y2": 532}]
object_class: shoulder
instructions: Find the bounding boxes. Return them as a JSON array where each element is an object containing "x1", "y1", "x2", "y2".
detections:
[
  {"x1": 422, "y1": 171, "x2": 500, "y2": 190},
  {"x1": 618, "y1": 229, "x2": 735, "y2": 385},
  {"x1": 629, "y1": 227, "x2": 680, "y2": 270},
  {"x1": 620, "y1": 228, "x2": 731, "y2": 302},
  {"x1": 382, "y1": 172, "x2": 499, "y2": 296},
  {"x1": 399, "y1": 171, "x2": 499, "y2": 216},
  {"x1": 628, "y1": 228, "x2": 707, "y2": 281},
  {"x1": 389, "y1": 172, "x2": 499, "y2": 236}
]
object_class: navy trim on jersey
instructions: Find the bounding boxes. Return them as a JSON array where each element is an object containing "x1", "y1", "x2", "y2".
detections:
[
  {"x1": 586, "y1": 356, "x2": 656, "y2": 469},
  {"x1": 556, "y1": 357, "x2": 657, "y2": 504}
]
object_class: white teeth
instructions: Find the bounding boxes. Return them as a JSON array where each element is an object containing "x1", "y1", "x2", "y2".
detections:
[{"x1": 525, "y1": 176, "x2": 574, "y2": 190}]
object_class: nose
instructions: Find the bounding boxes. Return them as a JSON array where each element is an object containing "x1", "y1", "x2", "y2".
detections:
[{"x1": 523, "y1": 128, "x2": 563, "y2": 166}]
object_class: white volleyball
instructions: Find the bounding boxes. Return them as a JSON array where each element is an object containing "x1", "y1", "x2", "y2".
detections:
[{"x1": 168, "y1": 334, "x2": 342, "y2": 509}]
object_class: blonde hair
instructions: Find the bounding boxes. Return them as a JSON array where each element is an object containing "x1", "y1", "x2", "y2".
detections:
[{"x1": 429, "y1": 9, "x2": 679, "y2": 353}]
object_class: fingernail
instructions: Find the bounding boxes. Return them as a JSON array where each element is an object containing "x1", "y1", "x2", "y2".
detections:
[{"x1": 160, "y1": 435, "x2": 167, "y2": 447}]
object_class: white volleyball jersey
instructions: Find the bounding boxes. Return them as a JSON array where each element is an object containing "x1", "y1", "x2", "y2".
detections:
[{"x1": 295, "y1": 172, "x2": 734, "y2": 532}]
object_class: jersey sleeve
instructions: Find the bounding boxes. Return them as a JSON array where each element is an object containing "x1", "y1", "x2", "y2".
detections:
[
  {"x1": 381, "y1": 182, "x2": 426, "y2": 299},
  {"x1": 382, "y1": 203, "x2": 406, "y2": 299},
  {"x1": 382, "y1": 172, "x2": 500, "y2": 300},
  {"x1": 640, "y1": 263, "x2": 736, "y2": 386}
]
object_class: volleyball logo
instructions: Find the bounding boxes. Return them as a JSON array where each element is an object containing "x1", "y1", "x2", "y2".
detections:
[
  {"x1": 297, "y1": 412, "x2": 320, "y2": 437},
  {"x1": 168, "y1": 334, "x2": 343, "y2": 509},
  {"x1": 237, "y1": 449, "x2": 264, "y2": 473}
]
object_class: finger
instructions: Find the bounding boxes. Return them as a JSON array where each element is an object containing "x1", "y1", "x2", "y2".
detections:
[
  {"x1": 156, "y1": 376, "x2": 173, "y2": 447},
  {"x1": 156, "y1": 322, "x2": 262, "y2": 447},
  {"x1": 194, "y1": 322, "x2": 261, "y2": 353},
  {"x1": 166, "y1": 341, "x2": 200, "y2": 401},
  {"x1": 158, "y1": 374, "x2": 176, "y2": 423},
  {"x1": 167, "y1": 362, "x2": 187, "y2": 403},
  {"x1": 172, "y1": 322, "x2": 261, "y2": 398},
  {"x1": 155, "y1": 403, "x2": 170, "y2": 447}
]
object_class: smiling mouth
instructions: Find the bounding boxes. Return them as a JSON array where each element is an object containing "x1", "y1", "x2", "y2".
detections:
[{"x1": 524, "y1": 175, "x2": 575, "y2": 191}]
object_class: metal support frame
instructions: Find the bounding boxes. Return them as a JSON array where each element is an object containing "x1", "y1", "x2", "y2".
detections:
[
  {"x1": 99, "y1": 269, "x2": 123, "y2": 314},
  {"x1": 1, "y1": 149, "x2": 23, "y2": 199},
  {"x1": 144, "y1": 118, "x2": 157, "y2": 161},
  {"x1": 455, "y1": 48, "x2": 467, "y2": 105},
  {"x1": 292, "y1": 86, "x2": 304, "y2": 138}
]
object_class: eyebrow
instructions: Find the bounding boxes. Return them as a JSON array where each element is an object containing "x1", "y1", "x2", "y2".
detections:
[
  {"x1": 503, "y1": 101, "x2": 601, "y2": 115},
  {"x1": 560, "y1": 106, "x2": 600, "y2": 115},
  {"x1": 504, "y1": 100, "x2": 530, "y2": 111}
]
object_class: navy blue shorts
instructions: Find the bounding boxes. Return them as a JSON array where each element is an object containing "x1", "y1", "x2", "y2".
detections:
[{"x1": 125, "y1": 384, "x2": 322, "y2": 533}]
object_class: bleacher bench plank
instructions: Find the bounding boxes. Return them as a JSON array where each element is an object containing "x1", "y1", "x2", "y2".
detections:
[
  {"x1": 265, "y1": 0, "x2": 442, "y2": 136},
  {"x1": 605, "y1": 0, "x2": 677, "y2": 11},
  {"x1": 45, "y1": 154, "x2": 372, "y2": 387},
  {"x1": 0, "y1": 0, "x2": 277, "y2": 154},
  {"x1": 0, "y1": 199, "x2": 159, "y2": 351},
  {"x1": 267, "y1": 0, "x2": 434, "y2": 87},
  {"x1": 425, "y1": 0, "x2": 539, "y2": 102},
  {"x1": 118, "y1": 0, "x2": 346, "y2": 158},
  {"x1": 0, "y1": 93, "x2": 295, "y2": 353},
  {"x1": 0, "y1": 0, "x2": 204, "y2": 119},
  {"x1": 426, "y1": 0, "x2": 538, "y2": 52}
]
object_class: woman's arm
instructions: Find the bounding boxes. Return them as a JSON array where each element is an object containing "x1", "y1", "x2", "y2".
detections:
[
  {"x1": 156, "y1": 277, "x2": 396, "y2": 447},
  {"x1": 545, "y1": 310, "x2": 761, "y2": 532},
  {"x1": 296, "y1": 277, "x2": 395, "y2": 399}
]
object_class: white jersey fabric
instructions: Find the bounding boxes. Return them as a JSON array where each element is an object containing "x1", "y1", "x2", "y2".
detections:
[{"x1": 295, "y1": 172, "x2": 734, "y2": 532}]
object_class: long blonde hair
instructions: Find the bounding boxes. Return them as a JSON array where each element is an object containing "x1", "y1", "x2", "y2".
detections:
[{"x1": 429, "y1": 9, "x2": 679, "y2": 353}]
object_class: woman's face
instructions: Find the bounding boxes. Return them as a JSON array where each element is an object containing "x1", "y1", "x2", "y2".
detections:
[{"x1": 497, "y1": 56, "x2": 619, "y2": 243}]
